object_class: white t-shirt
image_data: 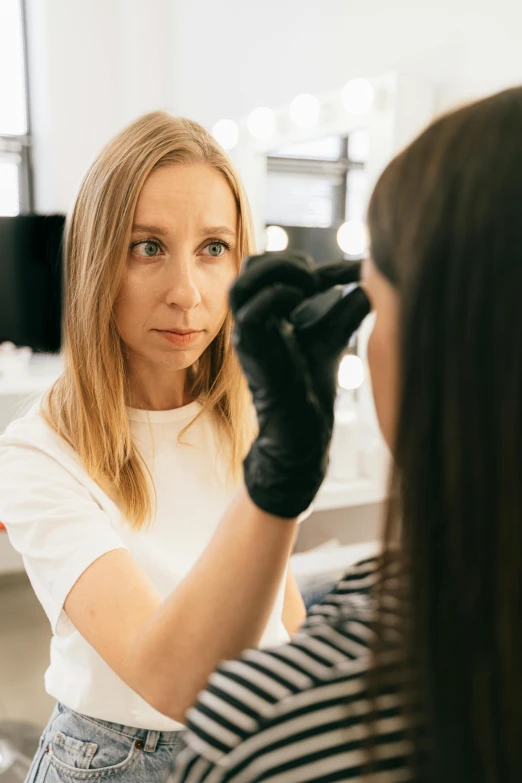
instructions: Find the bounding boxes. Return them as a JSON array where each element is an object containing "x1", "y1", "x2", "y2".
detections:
[{"x1": 0, "y1": 401, "x2": 291, "y2": 730}]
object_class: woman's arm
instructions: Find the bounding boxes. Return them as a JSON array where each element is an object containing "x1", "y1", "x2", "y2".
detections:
[
  {"x1": 64, "y1": 485, "x2": 297, "y2": 723},
  {"x1": 282, "y1": 567, "x2": 306, "y2": 635}
]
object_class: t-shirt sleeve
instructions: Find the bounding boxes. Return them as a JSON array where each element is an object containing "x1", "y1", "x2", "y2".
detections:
[{"x1": 0, "y1": 441, "x2": 128, "y2": 636}]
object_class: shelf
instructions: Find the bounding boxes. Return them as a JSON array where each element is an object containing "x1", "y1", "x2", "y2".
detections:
[
  {"x1": 0, "y1": 354, "x2": 63, "y2": 396},
  {"x1": 314, "y1": 476, "x2": 387, "y2": 511},
  {"x1": 0, "y1": 376, "x2": 60, "y2": 395},
  {"x1": 291, "y1": 540, "x2": 381, "y2": 590}
]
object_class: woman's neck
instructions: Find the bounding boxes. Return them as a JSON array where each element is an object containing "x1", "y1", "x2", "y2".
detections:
[{"x1": 126, "y1": 363, "x2": 192, "y2": 411}]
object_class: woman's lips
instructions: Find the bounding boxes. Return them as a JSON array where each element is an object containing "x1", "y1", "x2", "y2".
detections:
[{"x1": 156, "y1": 329, "x2": 203, "y2": 347}]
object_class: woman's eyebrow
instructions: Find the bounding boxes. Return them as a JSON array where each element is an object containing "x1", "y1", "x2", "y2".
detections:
[
  {"x1": 199, "y1": 226, "x2": 237, "y2": 238},
  {"x1": 131, "y1": 224, "x2": 237, "y2": 239},
  {"x1": 132, "y1": 223, "x2": 169, "y2": 236}
]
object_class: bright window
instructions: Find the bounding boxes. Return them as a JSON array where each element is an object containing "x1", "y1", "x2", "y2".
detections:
[
  {"x1": 266, "y1": 133, "x2": 369, "y2": 231},
  {"x1": 0, "y1": 161, "x2": 19, "y2": 216},
  {"x1": 0, "y1": 0, "x2": 31, "y2": 215}
]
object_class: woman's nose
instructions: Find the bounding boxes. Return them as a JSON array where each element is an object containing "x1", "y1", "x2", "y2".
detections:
[{"x1": 165, "y1": 260, "x2": 202, "y2": 311}]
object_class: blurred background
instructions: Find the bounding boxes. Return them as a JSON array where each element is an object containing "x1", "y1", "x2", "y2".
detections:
[{"x1": 0, "y1": 0, "x2": 521, "y2": 752}]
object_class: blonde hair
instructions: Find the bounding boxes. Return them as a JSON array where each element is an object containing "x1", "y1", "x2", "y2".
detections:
[{"x1": 42, "y1": 111, "x2": 257, "y2": 530}]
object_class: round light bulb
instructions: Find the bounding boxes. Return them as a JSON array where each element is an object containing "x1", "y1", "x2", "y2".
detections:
[
  {"x1": 289, "y1": 93, "x2": 321, "y2": 128},
  {"x1": 338, "y1": 354, "x2": 364, "y2": 390},
  {"x1": 341, "y1": 78, "x2": 375, "y2": 116},
  {"x1": 265, "y1": 225, "x2": 289, "y2": 252},
  {"x1": 247, "y1": 107, "x2": 276, "y2": 139},
  {"x1": 212, "y1": 119, "x2": 239, "y2": 150},
  {"x1": 337, "y1": 220, "x2": 368, "y2": 256}
]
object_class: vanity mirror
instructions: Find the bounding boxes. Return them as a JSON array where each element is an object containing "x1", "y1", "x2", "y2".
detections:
[{"x1": 216, "y1": 72, "x2": 434, "y2": 506}]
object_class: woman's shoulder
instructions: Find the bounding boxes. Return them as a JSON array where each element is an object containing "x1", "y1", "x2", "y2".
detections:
[
  {"x1": 174, "y1": 561, "x2": 393, "y2": 781},
  {"x1": 173, "y1": 559, "x2": 409, "y2": 782}
]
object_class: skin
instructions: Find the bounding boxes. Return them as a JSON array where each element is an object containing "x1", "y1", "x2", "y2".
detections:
[
  {"x1": 361, "y1": 256, "x2": 400, "y2": 450},
  {"x1": 114, "y1": 163, "x2": 239, "y2": 411}
]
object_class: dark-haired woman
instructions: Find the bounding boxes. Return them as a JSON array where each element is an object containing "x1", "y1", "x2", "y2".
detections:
[{"x1": 173, "y1": 86, "x2": 522, "y2": 783}]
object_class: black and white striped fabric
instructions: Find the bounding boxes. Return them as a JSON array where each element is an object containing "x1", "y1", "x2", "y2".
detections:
[{"x1": 172, "y1": 559, "x2": 412, "y2": 782}]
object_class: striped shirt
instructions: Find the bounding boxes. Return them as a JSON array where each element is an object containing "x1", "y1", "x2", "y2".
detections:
[{"x1": 172, "y1": 559, "x2": 413, "y2": 782}]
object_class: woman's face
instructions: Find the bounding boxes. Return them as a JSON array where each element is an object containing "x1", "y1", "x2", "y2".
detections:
[
  {"x1": 361, "y1": 256, "x2": 400, "y2": 450},
  {"x1": 114, "y1": 163, "x2": 239, "y2": 380}
]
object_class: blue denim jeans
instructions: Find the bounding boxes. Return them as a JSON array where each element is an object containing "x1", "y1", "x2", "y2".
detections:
[
  {"x1": 301, "y1": 581, "x2": 336, "y2": 612},
  {"x1": 25, "y1": 702, "x2": 185, "y2": 782}
]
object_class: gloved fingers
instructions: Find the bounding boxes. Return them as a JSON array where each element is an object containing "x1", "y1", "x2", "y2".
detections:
[
  {"x1": 231, "y1": 253, "x2": 316, "y2": 314},
  {"x1": 289, "y1": 287, "x2": 343, "y2": 330},
  {"x1": 313, "y1": 261, "x2": 362, "y2": 291},
  {"x1": 233, "y1": 284, "x2": 306, "y2": 331},
  {"x1": 298, "y1": 286, "x2": 370, "y2": 353},
  {"x1": 232, "y1": 284, "x2": 311, "y2": 393},
  {"x1": 244, "y1": 250, "x2": 315, "y2": 272}
]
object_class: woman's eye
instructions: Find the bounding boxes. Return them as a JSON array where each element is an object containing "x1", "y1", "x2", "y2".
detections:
[
  {"x1": 203, "y1": 241, "x2": 227, "y2": 258},
  {"x1": 133, "y1": 241, "x2": 161, "y2": 258}
]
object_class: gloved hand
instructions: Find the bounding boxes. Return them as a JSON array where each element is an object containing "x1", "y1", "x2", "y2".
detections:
[{"x1": 230, "y1": 251, "x2": 370, "y2": 518}]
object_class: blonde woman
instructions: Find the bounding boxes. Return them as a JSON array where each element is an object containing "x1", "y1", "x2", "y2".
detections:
[{"x1": 0, "y1": 113, "x2": 311, "y2": 781}]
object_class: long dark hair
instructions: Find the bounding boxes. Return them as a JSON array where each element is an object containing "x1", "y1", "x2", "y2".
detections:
[{"x1": 367, "y1": 87, "x2": 522, "y2": 782}]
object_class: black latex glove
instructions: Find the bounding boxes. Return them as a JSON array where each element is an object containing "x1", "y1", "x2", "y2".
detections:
[{"x1": 230, "y1": 251, "x2": 370, "y2": 518}]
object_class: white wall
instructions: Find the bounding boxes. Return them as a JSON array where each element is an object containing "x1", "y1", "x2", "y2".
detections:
[
  {"x1": 26, "y1": 0, "x2": 522, "y2": 212},
  {"x1": 172, "y1": 0, "x2": 522, "y2": 127},
  {"x1": 25, "y1": 0, "x2": 177, "y2": 213}
]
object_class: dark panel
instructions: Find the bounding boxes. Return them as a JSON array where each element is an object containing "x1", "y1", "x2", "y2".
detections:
[{"x1": 0, "y1": 214, "x2": 65, "y2": 352}]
